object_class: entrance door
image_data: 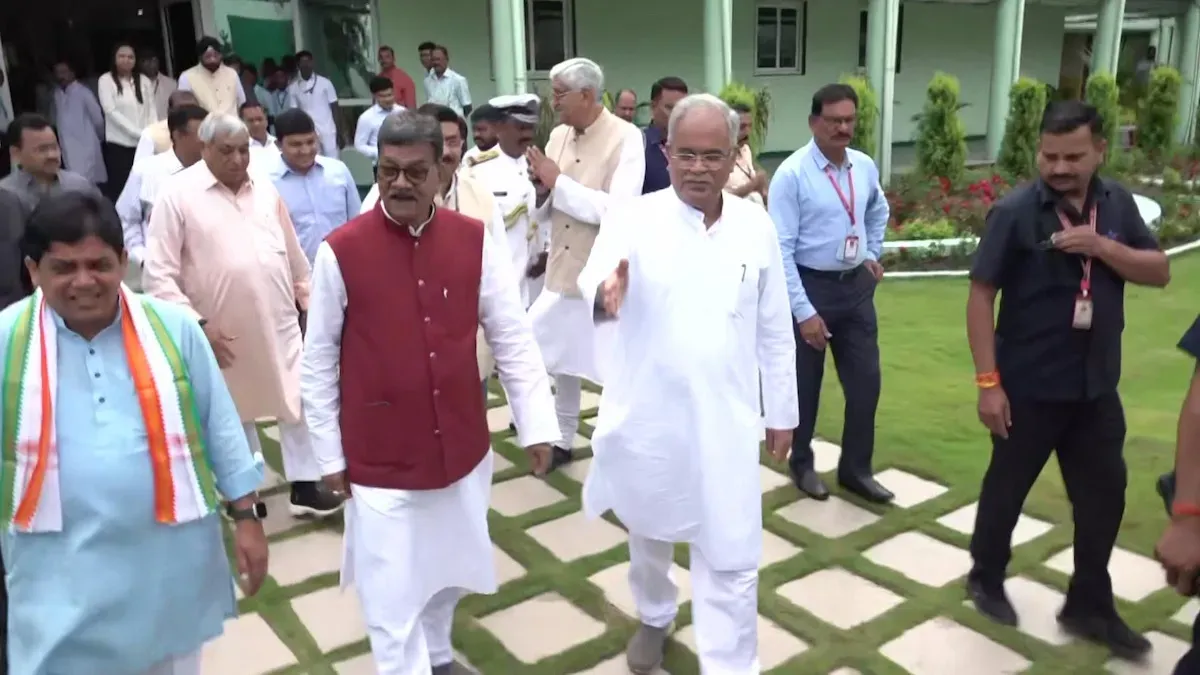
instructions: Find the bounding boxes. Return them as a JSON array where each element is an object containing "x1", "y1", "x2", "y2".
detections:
[{"x1": 160, "y1": 0, "x2": 200, "y2": 77}]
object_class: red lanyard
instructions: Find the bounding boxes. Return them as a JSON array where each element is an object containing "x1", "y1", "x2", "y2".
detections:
[
  {"x1": 1056, "y1": 205, "x2": 1096, "y2": 296},
  {"x1": 825, "y1": 166, "x2": 855, "y2": 226}
]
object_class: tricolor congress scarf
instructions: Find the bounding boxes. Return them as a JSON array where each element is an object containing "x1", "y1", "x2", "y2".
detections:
[{"x1": 1, "y1": 285, "x2": 219, "y2": 532}]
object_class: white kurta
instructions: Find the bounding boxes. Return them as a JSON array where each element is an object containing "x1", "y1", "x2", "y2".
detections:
[
  {"x1": 577, "y1": 189, "x2": 799, "y2": 572},
  {"x1": 464, "y1": 150, "x2": 544, "y2": 307},
  {"x1": 115, "y1": 150, "x2": 185, "y2": 290},
  {"x1": 286, "y1": 75, "x2": 339, "y2": 158},
  {"x1": 528, "y1": 125, "x2": 645, "y2": 384},
  {"x1": 299, "y1": 213, "x2": 560, "y2": 651}
]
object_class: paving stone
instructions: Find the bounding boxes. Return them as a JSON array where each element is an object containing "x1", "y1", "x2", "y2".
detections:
[
  {"x1": 776, "y1": 567, "x2": 904, "y2": 629},
  {"x1": 261, "y1": 424, "x2": 280, "y2": 443},
  {"x1": 201, "y1": 613, "x2": 296, "y2": 675},
  {"x1": 527, "y1": 510, "x2": 627, "y2": 561},
  {"x1": 865, "y1": 531, "x2": 971, "y2": 587},
  {"x1": 880, "y1": 617, "x2": 1031, "y2": 674},
  {"x1": 676, "y1": 615, "x2": 807, "y2": 669},
  {"x1": 936, "y1": 502, "x2": 1052, "y2": 546},
  {"x1": 1105, "y1": 631, "x2": 1191, "y2": 674},
  {"x1": 581, "y1": 390, "x2": 602, "y2": 411},
  {"x1": 812, "y1": 440, "x2": 842, "y2": 473},
  {"x1": 1000, "y1": 577, "x2": 1072, "y2": 645},
  {"x1": 575, "y1": 655, "x2": 667, "y2": 673},
  {"x1": 291, "y1": 586, "x2": 368, "y2": 652},
  {"x1": 1044, "y1": 546, "x2": 1166, "y2": 602},
  {"x1": 260, "y1": 464, "x2": 287, "y2": 490},
  {"x1": 490, "y1": 475, "x2": 566, "y2": 516},
  {"x1": 487, "y1": 405, "x2": 511, "y2": 433},
  {"x1": 828, "y1": 670, "x2": 862, "y2": 675},
  {"x1": 268, "y1": 530, "x2": 343, "y2": 586},
  {"x1": 873, "y1": 468, "x2": 948, "y2": 508},
  {"x1": 761, "y1": 529, "x2": 801, "y2": 567},
  {"x1": 261, "y1": 491, "x2": 303, "y2": 537},
  {"x1": 590, "y1": 561, "x2": 692, "y2": 619},
  {"x1": 1173, "y1": 598, "x2": 1200, "y2": 625},
  {"x1": 571, "y1": 432, "x2": 591, "y2": 449},
  {"x1": 761, "y1": 465, "x2": 791, "y2": 492},
  {"x1": 492, "y1": 452, "x2": 514, "y2": 474},
  {"x1": 560, "y1": 457, "x2": 593, "y2": 484},
  {"x1": 494, "y1": 544, "x2": 527, "y2": 585},
  {"x1": 333, "y1": 654, "x2": 375, "y2": 674},
  {"x1": 777, "y1": 496, "x2": 880, "y2": 538},
  {"x1": 480, "y1": 593, "x2": 605, "y2": 663}
]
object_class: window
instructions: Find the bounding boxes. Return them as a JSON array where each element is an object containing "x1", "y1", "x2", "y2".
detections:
[
  {"x1": 755, "y1": 2, "x2": 806, "y2": 74},
  {"x1": 856, "y1": 5, "x2": 904, "y2": 73},
  {"x1": 526, "y1": 0, "x2": 576, "y2": 73},
  {"x1": 300, "y1": 0, "x2": 377, "y2": 101}
]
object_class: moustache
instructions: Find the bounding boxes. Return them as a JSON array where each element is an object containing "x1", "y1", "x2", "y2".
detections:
[{"x1": 387, "y1": 190, "x2": 416, "y2": 200}]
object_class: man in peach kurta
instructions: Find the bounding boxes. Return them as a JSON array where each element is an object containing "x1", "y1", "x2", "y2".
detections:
[{"x1": 143, "y1": 112, "x2": 346, "y2": 518}]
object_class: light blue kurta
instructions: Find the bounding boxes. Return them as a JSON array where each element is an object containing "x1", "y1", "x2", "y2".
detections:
[{"x1": 0, "y1": 295, "x2": 263, "y2": 675}]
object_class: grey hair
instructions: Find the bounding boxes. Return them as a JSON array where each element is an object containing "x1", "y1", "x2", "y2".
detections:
[
  {"x1": 666, "y1": 94, "x2": 739, "y2": 147},
  {"x1": 378, "y1": 110, "x2": 443, "y2": 159},
  {"x1": 197, "y1": 113, "x2": 248, "y2": 143},
  {"x1": 549, "y1": 58, "x2": 605, "y2": 102}
]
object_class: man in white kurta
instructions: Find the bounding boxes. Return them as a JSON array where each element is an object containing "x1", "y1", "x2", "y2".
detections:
[
  {"x1": 51, "y1": 61, "x2": 107, "y2": 186},
  {"x1": 578, "y1": 95, "x2": 798, "y2": 674},
  {"x1": 526, "y1": 58, "x2": 645, "y2": 470}
]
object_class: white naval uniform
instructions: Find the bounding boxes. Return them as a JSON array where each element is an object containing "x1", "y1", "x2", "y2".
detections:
[
  {"x1": 577, "y1": 188, "x2": 799, "y2": 673},
  {"x1": 299, "y1": 211, "x2": 559, "y2": 675}
]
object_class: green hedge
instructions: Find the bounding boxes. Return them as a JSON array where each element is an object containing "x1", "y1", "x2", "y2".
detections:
[
  {"x1": 997, "y1": 77, "x2": 1047, "y2": 179},
  {"x1": 1085, "y1": 73, "x2": 1121, "y2": 153},
  {"x1": 915, "y1": 72, "x2": 968, "y2": 180},
  {"x1": 839, "y1": 74, "x2": 879, "y2": 157},
  {"x1": 1137, "y1": 66, "x2": 1182, "y2": 159}
]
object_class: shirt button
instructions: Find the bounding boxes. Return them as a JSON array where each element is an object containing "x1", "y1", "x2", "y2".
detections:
[
  {"x1": 88, "y1": 348, "x2": 95, "y2": 355},
  {"x1": 93, "y1": 372, "x2": 100, "y2": 378},
  {"x1": 98, "y1": 397, "x2": 106, "y2": 404}
]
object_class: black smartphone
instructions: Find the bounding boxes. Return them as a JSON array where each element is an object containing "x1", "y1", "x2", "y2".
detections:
[{"x1": 1159, "y1": 472, "x2": 1177, "y2": 515}]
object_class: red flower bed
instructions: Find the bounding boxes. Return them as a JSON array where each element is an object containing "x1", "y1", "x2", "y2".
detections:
[{"x1": 886, "y1": 171, "x2": 1015, "y2": 238}]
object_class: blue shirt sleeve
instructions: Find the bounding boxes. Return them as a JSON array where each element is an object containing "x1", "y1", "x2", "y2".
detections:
[
  {"x1": 863, "y1": 161, "x2": 889, "y2": 261},
  {"x1": 343, "y1": 164, "x2": 362, "y2": 219},
  {"x1": 1181, "y1": 315, "x2": 1200, "y2": 360},
  {"x1": 767, "y1": 163, "x2": 815, "y2": 322}
]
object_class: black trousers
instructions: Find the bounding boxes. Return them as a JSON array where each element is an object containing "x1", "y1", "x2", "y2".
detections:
[
  {"x1": 787, "y1": 265, "x2": 881, "y2": 478},
  {"x1": 969, "y1": 392, "x2": 1127, "y2": 614},
  {"x1": 101, "y1": 142, "x2": 137, "y2": 202}
]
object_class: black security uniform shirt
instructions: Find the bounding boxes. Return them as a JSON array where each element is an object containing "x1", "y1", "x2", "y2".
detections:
[
  {"x1": 1182, "y1": 316, "x2": 1200, "y2": 360},
  {"x1": 970, "y1": 177, "x2": 1160, "y2": 403}
]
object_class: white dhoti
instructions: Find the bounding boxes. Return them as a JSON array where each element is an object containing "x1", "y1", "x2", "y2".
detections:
[
  {"x1": 243, "y1": 420, "x2": 321, "y2": 482},
  {"x1": 343, "y1": 452, "x2": 496, "y2": 675},
  {"x1": 141, "y1": 649, "x2": 201, "y2": 675},
  {"x1": 529, "y1": 290, "x2": 614, "y2": 444}
]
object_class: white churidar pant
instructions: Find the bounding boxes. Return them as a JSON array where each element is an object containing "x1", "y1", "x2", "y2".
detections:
[
  {"x1": 555, "y1": 374, "x2": 582, "y2": 445},
  {"x1": 629, "y1": 535, "x2": 760, "y2": 674},
  {"x1": 243, "y1": 421, "x2": 321, "y2": 482},
  {"x1": 141, "y1": 649, "x2": 201, "y2": 675}
]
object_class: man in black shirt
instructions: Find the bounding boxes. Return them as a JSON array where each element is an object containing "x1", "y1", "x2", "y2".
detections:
[{"x1": 965, "y1": 100, "x2": 1170, "y2": 661}]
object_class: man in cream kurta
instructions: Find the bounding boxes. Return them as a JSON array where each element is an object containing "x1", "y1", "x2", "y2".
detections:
[
  {"x1": 578, "y1": 94, "x2": 798, "y2": 674},
  {"x1": 177, "y1": 37, "x2": 246, "y2": 117},
  {"x1": 724, "y1": 104, "x2": 767, "y2": 206},
  {"x1": 526, "y1": 58, "x2": 645, "y2": 470},
  {"x1": 143, "y1": 113, "x2": 344, "y2": 519}
]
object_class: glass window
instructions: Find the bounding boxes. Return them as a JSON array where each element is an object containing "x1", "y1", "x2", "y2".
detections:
[
  {"x1": 755, "y1": 3, "x2": 805, "y2": 73},
  {"x1": 300, "y1": 0, "x2": 376, "y2": 101},
  {"x1": 527, "y1": 0, "x2": 570, "y2": 72},
  {"x1": 755, "y1": 7, "x2": 778, "y2": 71},
  {"x1": 778, "y1": 8, "x2": 798, "y2": 70}
]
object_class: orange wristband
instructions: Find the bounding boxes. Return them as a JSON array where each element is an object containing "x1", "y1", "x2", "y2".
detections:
[
  {"x1": 1173, "y1": 502, "x2": 1200, "y2": 519},
  {"x1": 975, "y1": 371, "x2": 1000, "y2": 389}
]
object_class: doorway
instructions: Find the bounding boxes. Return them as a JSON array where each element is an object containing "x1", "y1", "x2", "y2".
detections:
[{"x1": 161, "y1": 0, "x2": 200, "y2": 77}]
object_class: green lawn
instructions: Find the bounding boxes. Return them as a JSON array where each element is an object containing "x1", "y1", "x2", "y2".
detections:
[{"x1": 242, "y1": 252, "x2": 1200, "y2": 675}]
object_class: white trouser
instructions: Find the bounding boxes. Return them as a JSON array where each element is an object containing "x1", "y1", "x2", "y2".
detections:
[
  {"x1": 364, "y1": 587, "x2": 463, "y2": 674},
  {"x1": 141, "y1": 650, "x2": 201, "y2": 675},
  {"x1": 243, "y1": 421, "x2": 321, "y2": 482},
  {"x1": 554, "y1": 374, "x2": 581, "y2": 447},
  {"x1": 629, "y1": 535, "x2": 760, "y2": 674}
]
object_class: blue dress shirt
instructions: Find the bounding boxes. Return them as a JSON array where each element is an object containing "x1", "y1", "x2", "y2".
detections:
[
  {"x1": 641, "y1": 125, "x2": 671, "y2": 194},
  {"x1": 767, "y1": 141, "x2": 889, "y2": 321},
  {"x1": 266, "y1": 154, "x2": 362, "y2": 263}
]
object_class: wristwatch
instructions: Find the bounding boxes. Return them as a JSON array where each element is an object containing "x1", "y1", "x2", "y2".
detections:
[{"x1": 226, "y1": 501, "x2": 268, "y2": 522}]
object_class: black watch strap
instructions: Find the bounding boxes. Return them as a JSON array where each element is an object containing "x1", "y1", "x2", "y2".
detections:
[{"x1": 226, "y1": 501, "x2": 267, "y2": 521}]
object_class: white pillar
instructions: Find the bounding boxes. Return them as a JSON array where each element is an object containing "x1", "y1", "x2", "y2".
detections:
[{"x1": 878, "y1": 0, "x2": 901, "y2": 184}]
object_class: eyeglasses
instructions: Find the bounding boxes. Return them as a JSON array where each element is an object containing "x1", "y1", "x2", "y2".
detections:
[
  {"x1": 378, "y1": 163, "x2": 432, "y2": 185},
  {"x1": 820, "y1": 115, "x2": 856, "y2": 128},
  {"x1": 669, "y1": 150, "x2": 730, "y2": 169}
]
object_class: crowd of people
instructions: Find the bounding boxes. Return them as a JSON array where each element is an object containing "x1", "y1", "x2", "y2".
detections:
[{"x1": 0, "y1": 31, "x2": 1198, "y2": 675}]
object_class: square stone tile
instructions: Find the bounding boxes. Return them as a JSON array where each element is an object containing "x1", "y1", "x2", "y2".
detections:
[
  {"x1": 880, "y1": 617, "x2": 1031, "y2": 674},
  {"x1": 1044, "y1": 546, "x2": 1166, "y2": 602},
  {"x1": 581, "y1": 390, "x2": 602, "y2": 411},
  {"x1": 762, "y1": 529, "x2": 801, "y2": 567},
  {"x1": 937, "y1": 502, "x2": 1052, "y2": 546},
  {"x1": 874, "y1": 468, "x2": 948, "y2": 508},
  {"x1": 575, "y1": 656, "x2": 667, "y2": 674},
  {"x1": 776, "y1": 567, "x2": 904, "y2": 629},
  {"x1": 260, "y1": 464, "x2": 287, "y2": 490},
  {"x1": 292, "y1": 586, "x2": 368, "y2": 651},
  {"x1": 829, "y1": 670, "x2": 862, "y2": 675},
  {"x1": 261, "y1": 491, "x2": 303, "y2": 536},
  {"x1": 269, "y1": 530, "x2": 342, "y2": 586},
  {"x1": 865, "y1": 531, "x2": 971, "y2": 587},
  {"x1": 202, "y1": 613, "x2": 296, "y2": 675},
  {"x1": 480, "y1": 593, "x2": 605, "y2": 662},
  {"x1": 676, "y1": 615, "x2": 807, "y2": 668},
  {"x1": 492, "y1": 451, "x2": 514, "y2": 474},
  {"x1": 761, "y1": 465, "x2": 791, "y2": 492},
  {"x1": 777, "y1": 496, "x2": 880, "y2": 538},
  {"x1": 1105, "y1": 631, "x2": 1191, "y2": 673},
  {"x1": 490, "y1": 475, "x2": 566, "y2": 516},
  {"x1": 812, "y1": 440, "x2": 842, "y2": 473},
  {"x1": 528, "y1": 511, "x2": 627, "y2": 561},
  {"x1": 560, "y1": 457, "x2": 593, "y2": 484},
  {"x1": 1002, "y1": 577, "x2": 1072, "y2": 645},
  {"x1": 590, "y1": 561, "x2": 692, "y2": 619},
  {"x1": 261, "y1": 424, "x2": 280, "y2": 443},
  {"x1": 334, "y1": 654, "x2": 375, "y2": 674},
  {"x1": 1173, "y1": 598, "x2": 1199, "y2": 625},
  {"x1": 487, "y1": 405, "x2": 512, "y2": 433},
  {"x1": 571, "y1": 433, "x2": 591, "y2": 449},
  {"x1": 495, "y1": 544, "x2": 526, "y2": 585}
]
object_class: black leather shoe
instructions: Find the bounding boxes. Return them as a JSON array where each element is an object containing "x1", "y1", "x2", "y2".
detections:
[
  {"x1": 547, "y1": 445, "x2": 574, "y2": 472},
  {"x1": 508, "y1": 421, "x2": 517, "y2": 433},
  {"x1": 966, "y1": 576, "x2": 1018, "y2": 626},
  {"x1": 838, "y1": 475, "x2": 894, "y2": 504},
  {"x1": 791, "y1": 468, "x2": 829, "y2": 500},
  {"x1": 1057, "y1": 609, "x2": 1152, "y2": 661}
]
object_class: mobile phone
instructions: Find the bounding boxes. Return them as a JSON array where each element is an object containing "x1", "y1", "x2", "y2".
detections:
[{"x1": 1159, "y1": 472, "x2": 1176, "y2": 514}]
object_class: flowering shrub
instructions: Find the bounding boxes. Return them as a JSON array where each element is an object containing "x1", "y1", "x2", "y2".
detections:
[{"x1": 886, "y1": 170, "x2": 1014, "y2": 239}]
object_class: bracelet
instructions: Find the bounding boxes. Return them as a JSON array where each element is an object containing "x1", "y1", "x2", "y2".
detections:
[
  {"x1": 1173, "y1": 502, "x2": 1200, "y2": 519},
  {"x1": 975, "y1": 371, "x2": 1000, "y2": 389}
]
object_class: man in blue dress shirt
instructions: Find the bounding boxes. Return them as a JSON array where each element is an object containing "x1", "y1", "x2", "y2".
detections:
[
  {"x1": 767, "y1": 83, "x2": 893, "y2": 504},
  {"x1": 0, "y1": 191, "x2": 268, "y2": 674},
  {"x1": 640, "y1": 76, "x2": 688, "y2": 195}
]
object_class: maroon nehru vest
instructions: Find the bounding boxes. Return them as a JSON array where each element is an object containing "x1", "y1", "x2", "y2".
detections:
[{"x1": 325, "y1": 205, "x2": 489, "y2": 490}]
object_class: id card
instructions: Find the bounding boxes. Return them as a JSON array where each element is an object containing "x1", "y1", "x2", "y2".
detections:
[
  {"x1": 839, "y1": 235, "x2": 860, "y2": 262},
  {"x1": 1072, "y1": 294, "x2": 1093, "y2": 330}
]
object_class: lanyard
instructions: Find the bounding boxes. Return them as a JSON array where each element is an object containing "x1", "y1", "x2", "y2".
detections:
[
  {"x1": 1056, "y1": 205, "x2": 1097, "y2": 296},
  {"x1": 824, "y1": 166, "x2": 855, "y2": 226}
]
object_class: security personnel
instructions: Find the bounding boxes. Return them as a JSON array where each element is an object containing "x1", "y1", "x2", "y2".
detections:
[{"x1": 965, "y1": 100, "x2": 1169, "y2": 661}]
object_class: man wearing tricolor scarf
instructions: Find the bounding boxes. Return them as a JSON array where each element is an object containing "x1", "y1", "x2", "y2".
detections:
[
  {"x1": 0, "y1": 191, "x2": 268, "y2": 674},
  {"x1": 301, "y1": 109, "x2": 560, "y2": 675}
]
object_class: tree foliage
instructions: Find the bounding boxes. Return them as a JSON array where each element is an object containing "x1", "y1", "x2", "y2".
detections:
[
  {"x1": 1084, "y1": 72, "x2": 1122, "y2": 154},
  {"x1": 839, "y1": 74, "x2": 879, "y2": 157},
  {"x1": 1137, "y1": 66, "x2": 1182, "y2": 160},
  {"x1": 915, "y1": 72, "x2": 968, "y2": 180},
  {"x1": 997, "y1": 77, "x2": 1047, "y2": 179}
]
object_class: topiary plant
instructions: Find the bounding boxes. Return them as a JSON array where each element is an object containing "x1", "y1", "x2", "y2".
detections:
[
  {"x1": 1085, "y1": 72, "x2": 1122, "y2": 155},
  {"x1": 839, "y1": 74, "x2": 879, "y2": 157},
  {"x1": 719, "y1": 81, "x2": 772, "y2": 155},
  {"x1": 1137, "y1": 66, "x2": 1182, "y2": 161},
  {"x1": 914, "y1": 72, "x2": 969, "y2": 181},
  {"x1": 997, "y1": 77, "x2": 1047, "y2": 179}
]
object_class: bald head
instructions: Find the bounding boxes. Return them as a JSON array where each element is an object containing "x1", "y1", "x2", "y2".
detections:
[
  {"x1": 614, "y1": 88, "x2": 637, "y2": 122},
  {"x1": 168, "y1": 90, "x2": 199, "y2": 112}
]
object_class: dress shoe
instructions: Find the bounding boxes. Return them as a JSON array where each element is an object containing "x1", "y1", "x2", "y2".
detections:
[
  {"x1": 1057, "y1": 608, "x2": 1152, "y2": 661},
  {"x1": 966, "y1": 576, "x2": 1018, "y2": 626},
  {"x1": 289, "y1": 481, "x2": 346, "y2": 517},
  {"x1": 432, "y1": 661, "x2": 476, "y2": 675},
  {"x1": 791, "y1": 468, "x2": 829, "y2": 500},
  {"x1": 838, "y1": 474, "x2": 894, "y2": 504},
  {"x1": 626, "y1": 623, "x2": 668, "y2": 674},
  {"x1": 547, "y1": 445, "x2": 575, "y2": 472}
]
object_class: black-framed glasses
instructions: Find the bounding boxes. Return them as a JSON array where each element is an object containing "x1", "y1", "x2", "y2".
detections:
[{"x1": 378, "y1": 163, "x2": 432, "y2": 185}]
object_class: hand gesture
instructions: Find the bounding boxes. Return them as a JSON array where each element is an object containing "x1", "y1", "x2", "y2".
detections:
[
  {"x1": 765, "y1": 428, "x2": 792, "y2": 462},
  {"x1": 601, "y1": 260, "x2": 630, "y2": 316},
  {"x1": 527, "y1": 443, "x2": 552, "y2": 476},
  {"x1": 864, "y1": 260, "x2": 884, "y2": 281},
  {"x1": 526, "y1": 147, "x2": 561, "y2": 191},
  {"x1": 1157, "y1": 516, "x2": 1200, "y2": 595},
  {"x1": 977, "y1": 386, "x2": 1012, "y2": 439},
  {"x1": 322, "y1": 471, "x2": 349, "y2": 498},
  {"x1": 797, "y1": 314, "x2": 831, "y2": 350},
  {"x1": 203, "y1": 323, "x2": 237, "y2": 368},
  {"x1": 1052, "y1": 228, "x2": 1107, "y2": 257},
  {"x1": 234, "y1": 519, "x2": 269, "y2": 596}
]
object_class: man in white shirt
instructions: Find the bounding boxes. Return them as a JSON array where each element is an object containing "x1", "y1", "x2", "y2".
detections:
[
  {"x1": 423, "y1": 45, "x2": 471, "y2": 117},
  {"x1": 354, "y1": 76, "x2": 403, "y2": 166},
  {"x1": 460, "y1": 104, "x2": 501, "y2": 169},
  {"x1": 578, "y1": 93, "x2": 798, "y2": 675},
  {"x1": 133, "y1": 91, "x2": 201, "y2": 163},
  {"x1": 286, "y1": 50, "x2": 344, "y2": 158},
  {"x1": 140, "y1": 52, "x2": 177, "y2": 120}
]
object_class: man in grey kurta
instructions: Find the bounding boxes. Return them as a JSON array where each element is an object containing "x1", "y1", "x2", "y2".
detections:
[{"x1": 51, "y1": 61, "x2": 107, "y2": 187}]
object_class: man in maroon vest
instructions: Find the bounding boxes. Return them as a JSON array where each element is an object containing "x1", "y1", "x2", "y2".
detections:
[{"x1": 299, "y1": 109, "x2": 559, "y2": 675}]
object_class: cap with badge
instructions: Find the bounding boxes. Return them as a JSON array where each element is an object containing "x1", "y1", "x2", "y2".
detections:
[{"x1": 489, "y1": 93, "x2": 541, "y2": 125}]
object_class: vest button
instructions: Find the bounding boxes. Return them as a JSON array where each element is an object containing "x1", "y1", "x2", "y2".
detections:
[
  {"x1": 434, "y1": 429, "x2": 441, "y2": 436},
  {"x1": 433, "y1": 389, "x2": 440, "y2": 396},
  {"x1": 429, "y1": 352, "x2": 436, "y2": 359},
  {"x1": 424, "y1": 316, "x2": 431, "y2": 323},
  {"x1": 418, "y1": 279, "x2": 425, "y2": 286}
]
